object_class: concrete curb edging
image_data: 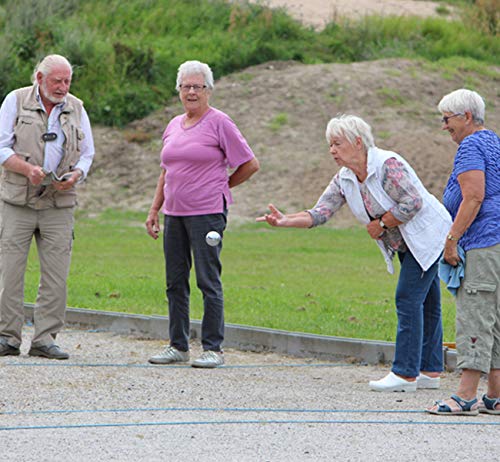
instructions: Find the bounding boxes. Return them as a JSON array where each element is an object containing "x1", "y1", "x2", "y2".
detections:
[{"x1": 23, "y1": 304, "x2": 456, "y2": 370}]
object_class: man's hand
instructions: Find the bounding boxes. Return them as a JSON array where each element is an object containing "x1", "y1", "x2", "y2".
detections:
[
  {"x1": 52, "y1": 170, "x2": 81, "y2": 191},
  {"x1": 28, "y1": 165, "x2": 47, "y2": 186}
]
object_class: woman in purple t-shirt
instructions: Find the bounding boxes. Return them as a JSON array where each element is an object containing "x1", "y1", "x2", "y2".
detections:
[
  {"x1": 427, "y1": 89, "x2": 500, "y2": 416},
  {"x1": 145, "y1": 61, "x2": 259, "y2": 368}
]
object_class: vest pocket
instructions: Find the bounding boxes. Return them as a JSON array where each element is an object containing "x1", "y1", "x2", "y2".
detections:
[
  {"x1": 76, "y1": 127, "x2": 85, "y2": 152},
  {"x1": 0, "y1": 171, "x2": 29, "y2": 205},
  {"x1": 13, "y1": 117, "x2": 35, "y2": 140},
  {"x1": 54, "y1": 189, "x2": 77, "y2": 208}
]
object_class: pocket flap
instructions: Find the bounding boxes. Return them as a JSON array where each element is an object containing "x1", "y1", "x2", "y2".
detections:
[
  {"x1": 3, "y1": 170, "x2": 28, "y2": 185},
  {"x1": 463, "y1": 282, "x2": 496, "y2": 294}
]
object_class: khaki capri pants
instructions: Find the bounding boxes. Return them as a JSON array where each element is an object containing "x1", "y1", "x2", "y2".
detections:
[{"x1": 456, "y1": 243, "x2": 500, "y2": 373}]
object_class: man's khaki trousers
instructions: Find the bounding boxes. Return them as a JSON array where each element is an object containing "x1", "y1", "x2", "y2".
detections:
[{"x1": 0, "y1": 200, "x2": 74, "y2": 348}]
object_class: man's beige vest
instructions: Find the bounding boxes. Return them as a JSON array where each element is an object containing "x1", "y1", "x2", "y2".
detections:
[{"x1": 0, "y1": 85, "x2": 84, "y2": 209}]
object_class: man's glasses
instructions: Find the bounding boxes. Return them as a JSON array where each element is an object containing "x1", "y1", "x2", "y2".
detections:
[
  {"x1": 441, "y1": 113, "x2": 463, "y2": 124},
  {"x1": 179, "y1": 84, "x2": 207, "y2": 93}
]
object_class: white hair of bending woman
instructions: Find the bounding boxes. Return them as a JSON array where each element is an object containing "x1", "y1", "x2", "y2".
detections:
[
  {"x1": 31, "y1": 54, "x2": 73, "y2": 83},
  {"x1": 438, "y1": 88, "x2": 485, "y2": 125},
  {"x1": 325, "y1": 114, "x2": 375, "y2": 151},
  {"x1": 176, "y1": 60, "x2": 214, "y2": 91}
]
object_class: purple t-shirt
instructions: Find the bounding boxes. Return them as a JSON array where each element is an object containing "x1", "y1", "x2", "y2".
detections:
[{"x1": 160, "y1": 107, "x2": 255, "y2": 216}]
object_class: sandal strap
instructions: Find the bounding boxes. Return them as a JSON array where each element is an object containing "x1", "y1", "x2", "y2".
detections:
[
  {"x1": 482, "y1": 394, "x2": 500, "y2": 410},
  {"x1": 450, "y1": 394, "x2": 478, "y2": 411},
  {"x1": 435, "y1": 400, "x2": 452, "y2": 413}
]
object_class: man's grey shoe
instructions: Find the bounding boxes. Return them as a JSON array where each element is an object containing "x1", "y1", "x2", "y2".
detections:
[
  {"x1": 191, "y1": 350, "x2": 224, "y2": 368},
  {"x1": 28, "y1": 344, "x2": 69, "y2": 360},
  {"x1": 148, "y1": 345, "x2": 190, "y2": 364},
  {"x1": 0, "y1": 340, "x2": 20, "y2": 357}
]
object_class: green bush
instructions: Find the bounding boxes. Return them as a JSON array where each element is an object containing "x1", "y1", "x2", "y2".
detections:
[
  {"x1": 0, "y1": 0, "x2": 497, "y2": 126},
  {"x1": 317, "y1": 14, "x2": 498, "y2": 63}
]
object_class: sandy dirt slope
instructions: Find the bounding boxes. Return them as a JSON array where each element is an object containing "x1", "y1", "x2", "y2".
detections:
[
  {"x1": 82, "y1": 58, "x2": 499, "y2": 228},
  {"x1": 247, "y1": 0, "x2": 452, "y2": 29}
]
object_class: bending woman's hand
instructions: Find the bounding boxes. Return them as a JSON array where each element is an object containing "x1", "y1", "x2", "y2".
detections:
[
  {"x1": 256, "y1": 204, "x2": 288, "y2": 227},
  {"x1": 366, "y1": 219, "x2": 385, "y2": 240}
]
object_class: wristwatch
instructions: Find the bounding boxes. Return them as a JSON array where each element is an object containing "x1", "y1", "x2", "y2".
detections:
[
  {"x1": 447, "y1": 234, "x2": 458, "y2": 241},
  {"x1": 379, "y1": 218, "x2": 388, "y2": 230}
]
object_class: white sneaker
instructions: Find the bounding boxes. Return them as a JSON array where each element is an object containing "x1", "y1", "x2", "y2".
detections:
[
  {"x1": 148, "y1": 346, "x2": 189, "y2": 364},
  {"x1": 416, "y1": 374, "x2": 440, "y2": 389},
  {"x1": 191, "y1": 350, "x2": 224, "y2": 368},
  {"x1": 369, "y1": 372, "x2": 417, "y2": 392}
]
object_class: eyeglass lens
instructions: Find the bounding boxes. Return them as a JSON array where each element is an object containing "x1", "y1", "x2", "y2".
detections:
[
  {"x1": 441, "y1": 113, "x2": 462, "y2": 124},
  {"x1": 180, "y1": 84, "x2": 205, "y2": 92}
]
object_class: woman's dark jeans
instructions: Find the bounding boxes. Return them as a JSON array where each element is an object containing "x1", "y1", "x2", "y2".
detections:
[{"x1": 163, "y1": 213, "x2": 227, "y2": 352}]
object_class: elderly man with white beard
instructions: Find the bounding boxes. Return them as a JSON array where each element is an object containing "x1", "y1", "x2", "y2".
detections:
[{"x1": 0, "y1": 54, "x2": 95, "y2": 360}]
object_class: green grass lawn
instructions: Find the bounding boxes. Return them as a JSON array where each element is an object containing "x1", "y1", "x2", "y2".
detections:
[{"x1": 24, "y1": 210, "x2": 456, "y2": 343}]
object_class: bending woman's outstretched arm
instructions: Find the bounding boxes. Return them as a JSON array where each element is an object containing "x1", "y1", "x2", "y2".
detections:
[{"x1": 256, "y1": 204, "x2": 313, "y2": 228}]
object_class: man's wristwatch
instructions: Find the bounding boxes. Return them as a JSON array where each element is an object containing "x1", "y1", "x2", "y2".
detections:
[{"x1": 379, "y1": 218, "x2": 388, "y2": 230}]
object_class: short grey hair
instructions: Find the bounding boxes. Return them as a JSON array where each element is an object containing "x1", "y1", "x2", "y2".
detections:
[
  {"x1": 438, "y1": 89, "x2": 485, "y2": 125},
  {"x1": 176, "y1": 60, "x2": 214, "y2": 91},
  {"x1": 325, "y1": 114, "x2": 375, "y2": 150},
  {"x1": 32, "y1": 54, "x2": 73, "y2": 83}
]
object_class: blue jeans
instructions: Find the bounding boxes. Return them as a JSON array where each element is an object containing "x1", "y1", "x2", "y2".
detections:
[
  {"x1": 163, "y1": 213, "x2": 227, "y2": 352},
  {"x1": 392, "y1": 250, "x2": 443, "y2": 378}
]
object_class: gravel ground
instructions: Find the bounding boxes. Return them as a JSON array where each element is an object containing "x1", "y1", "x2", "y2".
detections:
[{"x1": 1, "y1": 326, "x2": 498, "y2": 462}]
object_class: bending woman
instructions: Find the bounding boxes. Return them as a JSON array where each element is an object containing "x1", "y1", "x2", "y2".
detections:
[{"x1": 257, "y1": 114, "x2": 451, "y2": 391}]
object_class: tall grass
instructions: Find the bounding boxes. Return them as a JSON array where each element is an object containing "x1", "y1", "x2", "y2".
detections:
[
  {"x1": 0, "y1": 0, "x2": 497, "y2": 126},
  {"x1": 317, "y1": 14, "x2": 499, "y2": 63},
  {"x1": 24, "y1": 211, "x2": 457, "y2": 343}
]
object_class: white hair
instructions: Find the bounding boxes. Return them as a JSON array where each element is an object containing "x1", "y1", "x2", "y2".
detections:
[
  {"x1": 325, "y1": 114, "x2": 375, "y2": 150},
  {"x1": 32, "y1": 54, "x2": 73, "y2": 83},
  {"x1": 438, "y1": 89, "x2": 485, "y2": 125},
  {"x1": 176, "y1": 60, "x2": 214, "y2": 91}
]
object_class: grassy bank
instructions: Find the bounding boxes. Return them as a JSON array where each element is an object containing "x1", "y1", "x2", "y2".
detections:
[
  {"x1": 25, "y1": 210, "x2": 456, "y2": 343},
  {"x1": 0, "y1": 0, "x2": 497, "y2": 126}
]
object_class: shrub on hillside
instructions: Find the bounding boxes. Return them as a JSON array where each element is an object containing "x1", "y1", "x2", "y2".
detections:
[{"x1": 0, "y1": 0, "x2": 497, "y2": 126}]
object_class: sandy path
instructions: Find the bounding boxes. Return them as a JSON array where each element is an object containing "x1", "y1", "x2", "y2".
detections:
[{"x1": 249, "y1": 0, "x2": 448, "y2": 29}]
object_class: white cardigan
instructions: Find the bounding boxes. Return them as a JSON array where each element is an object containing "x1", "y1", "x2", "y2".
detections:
[{"x1": 338, "y1": 147, "x2": 452, "y2": 273}]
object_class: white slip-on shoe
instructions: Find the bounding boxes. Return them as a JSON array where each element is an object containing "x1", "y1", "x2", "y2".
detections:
[
  {"x1": 416, "y1": 374, "x2": 440, "y2": 389},
  {"x1": 369, "y1": 372, "x2": 417, "y2": 392}
]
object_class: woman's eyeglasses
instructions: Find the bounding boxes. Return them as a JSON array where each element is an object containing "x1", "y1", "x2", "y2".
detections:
[
  {"x1": 441, "y1": 113, "x2": 463, "y2": 124},
  {"x1": 179, "y1": 84, "x2": 207, "y2": 93}
]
